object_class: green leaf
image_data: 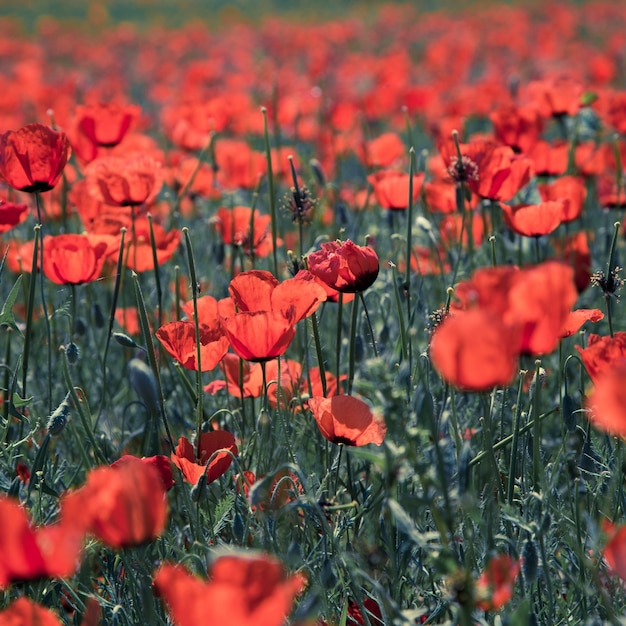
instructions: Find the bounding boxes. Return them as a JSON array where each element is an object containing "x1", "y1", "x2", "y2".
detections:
[
  {"x1": 0, "y1": 275, "x2": 23, "y2": 335},
  {"x1": 213, "y1": 493, "x2": 235, "y2": 535}
]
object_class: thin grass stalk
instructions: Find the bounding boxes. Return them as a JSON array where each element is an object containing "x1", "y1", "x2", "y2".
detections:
[
  {"x1": 132, "y1": 271, "x2": 176, "y2": 452},
  {"x1": 35, "y1": 192, "x2": 53, "y2": 411},
  {"x1": 275, "y1": 357, "x2": 296, "y2": 464},
  {"x1": 507, "y1": 371, "x2": 527, "y2": 505},
  {"x1": 174, "y1": 265, "x2": 181, "y2": 321},
  {"x1": 310, "y1": 310, "x2": 327, "y2": 397},
  {"x1": 347, "y1": 295, "x2": 359, "y2": 395},
  {"x1": 22, "y1": 226, "x2": 40, "y2": 398},
  {"x1": 262, "y1": 107, "x2": 279, "y2": 276},
  {"x1": 358, "y1": 292, "x2": 378, "y2": 358},
  {"x1": 61, "y1": 346, "x2": 106, "y2": 466},
  {"x1": 532, "y1": 360, "x2": 543, "y2": 491},
  {"x1": 390, "y1": 264, "x2": 408, "y2": 361},
  {"x1": 96, "y1": 228, "x2": 126, "y2": 425},
  {"x1": 404, "y1": 148, "x2": 416, "y2": 294},
  {"x1": 148, "y1": 214, "x2": 163, "y2": 329},
  {"x1": 469, "y1": 406, "x2": 558, "y2": 468},
  {"x1": 335, "y1": 293, "x2": 343, "y2": 388},
  {"x1": 183, "y1": 228, "x2": 205, "y2": 460},
  {"x1": 604, "y1": 221, "x2": 621, "y2": 338}
]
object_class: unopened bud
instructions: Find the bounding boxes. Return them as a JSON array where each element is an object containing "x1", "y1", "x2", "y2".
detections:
[
  {"x1": 47, "y1": 394, "x2": 71, "y2": 435},
  {"x1": 65, "y1": 342, "x2": 80, "y2": 365},
  {"x1": 114, "y1": 332, "x2": 141, "y2": 349},
  {"x1": 128, "y1": 358, "x2": 159, "y2": 415}
]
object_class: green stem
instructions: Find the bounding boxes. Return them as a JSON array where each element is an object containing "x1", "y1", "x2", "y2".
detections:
[
  {"x1": 507, "y1": 371, "x2": 526, "y2": 505},
  {"x1": 35, "y1": 192, "x2": 53, "y2": 412},
  {"x1": 148, "y1": 214, "x2": 163, "y2": 330},
  {"x1": 132, "y1": 272, "x2": 176, "y2": 452},
  {"x1": 335, "y1": 293, "x2": 343, "y2": 388},
  {"x1": 96, "y1": 227, "x2": 126, "y2": 427},
  {"x1": 347, "y1": 295, "x2": 359, "y2": 394},
  {"x1": 183, "y1": 228, "x2": 205, "y2": 460},
  {"x1": 359, "y1": 292, "x2": 378, "y2": 358},
  {"x1": 532, "y1": 360, "x2": 543, "y2": 491},
  {"x1": 262, "y1": 107, "x2": 279, "y2": 276},
  {"x1": 61, "y1": 346, "x2": 106, "y2": 465},
  {"x1": 310, "y1": 311, "x2": 327, "y2": 397},
  {"x1": 22, "y1": 226, "x2": 40, "y2": 398}
]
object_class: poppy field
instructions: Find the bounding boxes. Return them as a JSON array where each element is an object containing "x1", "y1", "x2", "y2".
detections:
[{"x1": 4, "y1": 0, "x2": 626, "y2": 624}]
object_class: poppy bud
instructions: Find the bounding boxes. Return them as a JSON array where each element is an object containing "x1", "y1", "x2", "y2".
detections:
[
  {"x1": 47, "y1": 394, "x2": 71, "y2": 435},
  {"x1": 522, "y1": 539, "x2": 538, "y2": 584},
  {"x1": 310, "y1": 158, "x2": 326, "y2": 187},
  {"x1": 92, "y1": 302, "x2": 105, "y2": 328},
  {"x1": 190, "y1": 473, "x2": 207, "y2": 501},
  {"x1": 65, "y1": 342, "x2": 80, "y2": 365},
  {"x1": 74, "y1": 317, "x2": 87, "y2": 336},
  {"x1": 113, "y1": 332, "x2": 141, "y2": 349},
  {"x1": 128, "y1": 358, "x2": 159, "y2": 415}
]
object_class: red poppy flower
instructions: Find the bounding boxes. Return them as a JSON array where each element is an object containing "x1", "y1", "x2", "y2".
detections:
[
  {"x1": 308, "y1": 395, "x2": 386, "y2": 446},
  {"x1": 174, "y1": 155, "x2": 220, "y2": 200},
  {"x1": 60, "y1": 457, "x2": 168, "y2": 549},
  {"x1": 42, "y1": 233, "x2": 109, "y2": 285},
  {"x1": 85, "y1": 154, "x2": 163, "y2": 207},
  {"x1": 347, "y1": 598, "x2": 384, "y2": 625},
  {"x1": 115, "y1": 307, "x2": 141, "y2": 335},
  {"x1": 0, "y1": 123, "x2": 70, "y2": 193},
  {"x1": 205, "y1": 353, "x2": 265, "y2": 398},
  {"x1": 16, "y1": 461, "x2": 30, "y2": 483},
  {"x1": 90, "y1": 215, "x2": 180, "y2": 273},
  {"x1": 553, "y1": 231, "x2": 591, "y2": 292},
  {"x1": 526, "y1": 75, "x2": 582, "y2": 118},
  {"x1": 560, "y1": 308, "x2": 604, "y2": 338},
  {"x1": 604, "y1": 524, "x2": 626, "y2": 581},
  {"x1": 368, "y1": 170, "x2": 424, "y2": 210},
  {"x1": 360, "y1": 132, "x2": 405, "y2": 169},
  {"x1": 0, "y1": 598, "x2": 63, "y2": 626},
  {"x1": 438, "y1": 139, "x2": 532, "y2": 202},
  {"x1": 0, "y1": 496, "x2": 83, "y2": 588},
  {"x1": 154, "y1": 552, "x2": 306, "y2": 626},
  {"x1": 528, "y1": 140, "x2": 568, "y2": 177},
  {"x1": 586, "y1": 363, "x2": 626, "y2": 437},
  {"x1": 111, "y1": 454, "x2": 174, "y2": 491},
  {"x1": 576, "y1": 333, "x2": 626, "y2": 384},
  {"x1": 490, "y1": 104, "x2": 543, "y2": 154},
  {"x1": 171, "y1": 431, "x2": 238, "y2": 486},
  {"x1": 75, "y1": 102, "x2": 140, "y2": 148},
  {"x1": 440, "y1": 213, "x2": 488, "y2": 249},
  {"x1": 453, "y1": 262, "x2": 577, "y2": 356},
  {"x1": 214, "y1": 139, "x2": 267, "y2": 190},
  {"x1": 475, "y1": 554, "x2": 521, "y2": 611},
  {"x1": 430, "y1": 309, "x2": 520, "y2": 391},
  {"x1": 228, "y1": 270, "x2": 327, "y2": 322},
  {"x1": 223, "y1": 310, "x2": 297, "y2": 363},
  {"x1": 214, "y1": 206, "x2": 275, "y2": 258},
  {"x1": 308, "y1": 240, "x2": 379, "y2": 293},
  {"x1": 500, "y1": 200, "x2": 565, "y2": 237},
  {"x1": 537, "y1": 176, "x2": 586, "y2": 223},
  {"x1": 0, "y1": 200, "x2": 29, "y2": 232},
  {"x1": 156, "y1": 320, "x2": 229, "y2": 372}
]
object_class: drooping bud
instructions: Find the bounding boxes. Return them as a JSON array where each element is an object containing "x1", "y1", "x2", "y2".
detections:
[{"x1": 47, "y1": 393, "x2": 71, "y2": 435}]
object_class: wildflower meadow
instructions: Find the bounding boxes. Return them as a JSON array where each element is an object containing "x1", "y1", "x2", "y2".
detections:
[{"x1": 3, "y1": 0, "x2": 626, "y2": 624}]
